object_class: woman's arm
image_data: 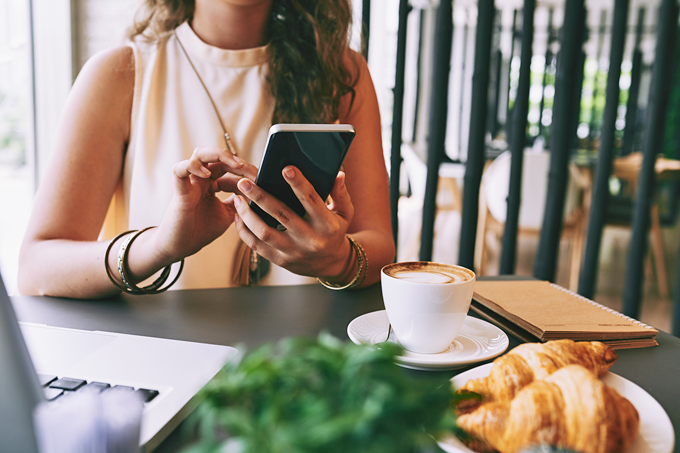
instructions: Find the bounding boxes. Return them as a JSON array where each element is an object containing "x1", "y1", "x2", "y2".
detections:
[
  {"x1": 18, "y1": 46, "x2": 140, "y2": 298},
  {"x1": 230, "y1": 51, "x2": 395, "y2": 288},
  {"x1": 18, "y1": 46, "x2": 256, "y2": 298},
  {"x1": 336, "y1": 51, "x2": 395, "y2": 286}
]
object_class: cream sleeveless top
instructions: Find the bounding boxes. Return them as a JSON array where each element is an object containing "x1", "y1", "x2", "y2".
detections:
[{"x1": 101, "y1": 22, "x2": 315, "y2": 289}]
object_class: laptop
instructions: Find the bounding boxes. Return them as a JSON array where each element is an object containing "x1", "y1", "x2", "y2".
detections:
[{"x1": 0, "y1": 272, "x2": 237, "y2": 452}]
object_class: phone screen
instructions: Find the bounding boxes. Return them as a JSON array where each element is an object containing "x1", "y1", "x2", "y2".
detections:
[{"x1": 251, "y1": 125, "x2": 356, "y2": 229}]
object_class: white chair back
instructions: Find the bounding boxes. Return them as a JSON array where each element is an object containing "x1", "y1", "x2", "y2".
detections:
[{"x1": 483, "y1": 150, "x2": 580, "y2": 230}]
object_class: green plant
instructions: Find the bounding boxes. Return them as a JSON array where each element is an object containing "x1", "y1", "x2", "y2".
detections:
[{"x1": 184, "y1": 333, "x2": 457, "y2": 453}]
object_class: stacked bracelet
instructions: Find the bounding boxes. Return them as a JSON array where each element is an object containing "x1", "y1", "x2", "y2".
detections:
[
  {"x1": 317, "y1": 235, "x2": 368, "y2": 291},
  {"x1": 105, "y1": 227, "x2": 184, "y2": 295}
]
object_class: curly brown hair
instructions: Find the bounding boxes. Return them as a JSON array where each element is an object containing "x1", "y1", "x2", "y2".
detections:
[{"x1": 127, "y1": 0, "x2": 358, "y2": 124}]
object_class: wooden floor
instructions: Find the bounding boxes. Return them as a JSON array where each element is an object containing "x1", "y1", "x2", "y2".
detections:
[{"x1": 482, "y1": 218, "x2": 680, "y2": 334}]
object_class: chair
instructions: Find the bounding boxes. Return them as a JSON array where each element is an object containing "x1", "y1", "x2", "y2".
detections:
[
  {"x1": 475, "y1": 150, "x2": 590, "y2": 290},
  {"x1": 607, "y1": 152, "x2": 680, "y2": 298},
  {"x1": 397, "y1": 143, "x2": 465, "y2": 264}
]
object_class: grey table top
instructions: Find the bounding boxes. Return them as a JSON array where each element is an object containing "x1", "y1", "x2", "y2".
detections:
[{"x1": 11, "y1": 280, "x2": 680, "y2": 453}]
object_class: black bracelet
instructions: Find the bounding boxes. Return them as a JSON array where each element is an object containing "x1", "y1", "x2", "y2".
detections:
[
  {"x1": 105, "y1": 230, "x2": 136, "y2": 292},
  {"x1": 105, "y1": 227, "x2": 184, "y2": 295}
]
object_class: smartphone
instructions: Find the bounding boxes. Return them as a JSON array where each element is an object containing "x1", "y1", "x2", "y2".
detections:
[{"x1": 251, "y1": 124, "x2": 356, "y2": 229}]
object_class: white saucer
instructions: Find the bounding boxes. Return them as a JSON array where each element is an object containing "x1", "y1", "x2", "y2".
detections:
[{"x1": 347, "y1": 310, "x2": 509, "y2": 371}]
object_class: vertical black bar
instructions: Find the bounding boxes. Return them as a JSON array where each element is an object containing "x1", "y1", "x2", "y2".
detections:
[
  {"x1": 457, "y1": 0, "x2": 495, "y2": 268},
  {"x1": 622, "y1": 8, "x2": 645, "y2": 156},
  {"x1": 561, "y1": 47, "x2": 587, "y2": 152},
  {"x1": 622, "y1": 50, "x2": 643, "y2": 155},
  {"x1": 570, "y1": 49, "x2": 587, "y2": 150},
  {"x1": 587, "y1": 10, "x2": 608, "y2": 153},
  {"x1": 361, "y1": 0, "x2": 371, "y2": 59},
  {"x1": 490, "y1": 48, "x2": 503, "y2": 137},
  {"x1": 533, "y1": 0, "x2": 586, "y2": 281},
  {"x1": 419, "y1": 0, "x2": 454, "y2": 261},
  {"x1": 389, "y1": 0, "x2": 410, "y2": 255},
  {"x1": 674, "y1": 244, "x2": 680, "y2": 336},
  {"x1": 623, "y1": 0, "x2": 679, "y2": 318},
  {"x1": 538, "y1": 8, "x2": 553, "y2": 138},
  {"x1": 486, "y1": 10, "x2": 502, "y2": 137},
  {"x1": 411, "y1": 9, "x2": 426, "y2": 143},
  {"x1": 457, "y1": 21, "x2": 469, "y2": 155},
  {"x1": 578, "y1": 0, "x2": 629, "y2": 299},
  {"x1": 670, "y1": 88, "x2": 680, "y2": 226},
  {"x1": 505, "y1": 10, "x2": 518, "y2": 140},
  {"x1": 499, "y1": 0, "x2": 535, "y2": 275}
]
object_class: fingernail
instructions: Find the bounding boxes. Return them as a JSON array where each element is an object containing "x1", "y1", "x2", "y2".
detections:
[
  {"x1": 234, "y1": 196, "x2": 242, "y2": 207},
  {"x1": 284, "y1": 167, "x2": 295, "y2": 179},
  {"x1": 200, "y1": 166, "x2": 211, "y2": 176},
  {"x1": 239, "y1": 179, "x2": 253, "y2": 193},
  {"x1": 233, "y1": 155, "x2": 243, "y2": 165}
]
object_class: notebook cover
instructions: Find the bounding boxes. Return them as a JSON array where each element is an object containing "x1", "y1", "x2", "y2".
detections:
[{"x1": 472, "y1": 280, "x2": 658, "y2": 348}]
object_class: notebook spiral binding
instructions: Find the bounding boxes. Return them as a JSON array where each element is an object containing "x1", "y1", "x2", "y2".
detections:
[{"x1": 549, "y1": 283, "x2": 655, "y2": 330}]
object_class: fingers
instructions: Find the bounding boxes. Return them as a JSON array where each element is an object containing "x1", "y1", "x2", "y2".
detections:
[
  {"x1": 231, "y1": 194, "x2": 284, "y2": 259},
  {"x1": 230, "y1": 168, "x2": 353, "y2": 263},
  {"x1": 229, "y1": 169, "x2": 355, "y2": 276},
  {"x1": 173, "y1": 147, "x2": 258, "y2": 180},
  {"x1": 327, "y1": 172, "x2": 354, "y2": 221},
  {"x1": 216, "y1": 173, "x2": 250, "y2": 196},
  {"x1": 235, "y1": 178, "x2": 300, "y2": 232},
  {"x1": 282, "y1": 166, "x2": 353, "y2": 224},
  {"x1": 280, "y1": 167, "x2": 323, "y2": 217},
  {"x1": 173, "y1": 159, "x2": 212, "y2": 179}
]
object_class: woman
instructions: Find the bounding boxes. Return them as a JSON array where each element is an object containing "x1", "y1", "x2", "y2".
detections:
[{"x1": 17, "y1": 0, "x2": 394, "y2": 298}]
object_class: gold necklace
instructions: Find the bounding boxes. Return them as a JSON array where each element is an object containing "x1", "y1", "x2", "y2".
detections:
[
  {"x1": 173, "y1": 28, "x2": 271, "y2": 285},
  {"x1": 174, "y1": 30, "x2": 237, "y2": 155}
]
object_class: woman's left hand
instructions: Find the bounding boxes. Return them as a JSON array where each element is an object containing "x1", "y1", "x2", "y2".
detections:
[{"x1": 231, "y1": 166, "x2": 354, "y2": 280}]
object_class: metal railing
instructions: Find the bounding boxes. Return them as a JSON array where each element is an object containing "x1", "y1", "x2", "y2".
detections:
[{"x1": 386, "y1": 0, "x2": 680, "y2": 335}]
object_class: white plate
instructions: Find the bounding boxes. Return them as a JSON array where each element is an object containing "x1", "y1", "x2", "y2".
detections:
[
  {"x1": 438, "y1": 362, "x2": 675, "y2": 453},
  {"x1": 347, "y1": 310, "x2": 509, "y2": 371}
]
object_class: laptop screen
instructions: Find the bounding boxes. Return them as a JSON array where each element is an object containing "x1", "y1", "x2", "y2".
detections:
[{"x1": 0, "y1": 272, "x2": 43, "y2": 453}]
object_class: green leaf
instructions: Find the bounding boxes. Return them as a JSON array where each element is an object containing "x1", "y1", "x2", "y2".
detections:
[{"x1": 182, "y1": 333, "x2": 458, "y2": 453}]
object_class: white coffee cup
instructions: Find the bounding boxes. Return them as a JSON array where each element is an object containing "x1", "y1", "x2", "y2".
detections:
[{"x1": 381, "y1": 261, "x2": 476, "y2": 354}]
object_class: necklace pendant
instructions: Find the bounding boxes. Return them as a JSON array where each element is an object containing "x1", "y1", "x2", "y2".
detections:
[{"x1": 224, "y1": 134, "x2": 236, "y2": 155}]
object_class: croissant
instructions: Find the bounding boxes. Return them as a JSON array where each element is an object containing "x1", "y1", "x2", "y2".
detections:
[
  {"x1": 457, "y1": 365, "x2": 640, "y2": 453},
  {"x1": 460, "y1": 339, "x2": 617, "y2": 404}
]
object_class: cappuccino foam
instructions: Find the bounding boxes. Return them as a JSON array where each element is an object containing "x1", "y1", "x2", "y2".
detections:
[{"x1": 383, "y1": 262, "x2": 474, "y2": 284}]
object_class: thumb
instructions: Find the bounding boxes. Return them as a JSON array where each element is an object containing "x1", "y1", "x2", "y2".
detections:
[{"x1": 328, "y1": 172, "x2": 354, "y2": 222}]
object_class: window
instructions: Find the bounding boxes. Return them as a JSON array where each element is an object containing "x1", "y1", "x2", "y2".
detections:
[{"x1": 0, "y1": 0, "x2": 33, "y2": 295}]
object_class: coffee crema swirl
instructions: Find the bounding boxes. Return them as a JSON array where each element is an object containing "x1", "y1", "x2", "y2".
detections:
[{"x1": 383, "y1": 262, "x2": 474, "y2": 284}]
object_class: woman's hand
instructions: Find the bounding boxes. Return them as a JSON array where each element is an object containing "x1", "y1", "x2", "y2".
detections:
[
  {"x1": 156, "y1": 147, "x2": 259, "y2": 264},
  {"x1": 231, "y1": 166, "x2": 355, "y2": 280}
]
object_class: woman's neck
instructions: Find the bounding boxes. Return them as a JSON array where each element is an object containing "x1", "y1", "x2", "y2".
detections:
[{"x1": 192, "y1": 0, "x2": 273, "y2": 50}]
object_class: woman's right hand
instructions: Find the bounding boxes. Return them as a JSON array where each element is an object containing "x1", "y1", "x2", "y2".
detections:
[{"x1": 155, "y1": 146, "x2": 258, "y2": 264}]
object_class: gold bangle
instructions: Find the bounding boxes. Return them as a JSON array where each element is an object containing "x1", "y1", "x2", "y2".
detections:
[
  {"x1": 105, "y1": 227, "x2": 184, "y2": 295},
  {"x1": 105, "y1": 230, "x2": 136, "y2": 292},
  {"x1": 120, "y1": 227, "x2": 184, "y2": 295},
  {"x1": 317, "y1": 235, "x2": 368, "y2": 290},
  {"x1": 352, "y1": 238, "x2": 368, "y2": 287}
]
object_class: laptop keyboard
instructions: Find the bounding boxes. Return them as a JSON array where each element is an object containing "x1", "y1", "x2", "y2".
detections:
[{"x1": 38, "y1": 374, "x2": 159, "y2": 403}]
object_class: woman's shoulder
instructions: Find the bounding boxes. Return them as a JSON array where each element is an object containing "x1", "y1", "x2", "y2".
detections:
[
  {"x1": 341, "y1": 48, "x2": 368, "y2": 83},
  {"x1": 78, "y1": 30, "x2": 172, "y2": 89},
  {"x1": 67, "y1": 46, "x2": 136, "y2": 140},
  {"x1": 77, "y1": 45, "x2": 136, "y2": 94},
  {"x1": 338, "y1": 48, "x2": 377, "y2": 117}
]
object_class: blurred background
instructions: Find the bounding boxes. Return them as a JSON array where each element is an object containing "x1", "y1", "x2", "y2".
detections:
[{"x1": 1, "y1": 0, "x2": 678, "y2": 331}]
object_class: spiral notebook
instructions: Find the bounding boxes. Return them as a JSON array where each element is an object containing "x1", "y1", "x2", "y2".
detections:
[{"x1": 471, "y1": 280, "x2": 658, "y2": 349}]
